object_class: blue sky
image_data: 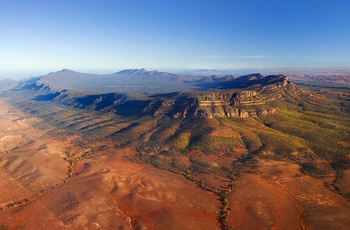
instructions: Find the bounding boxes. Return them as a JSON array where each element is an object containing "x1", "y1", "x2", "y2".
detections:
[{"x1": 1, "y1": 0, "x2": 350, "y2": 78}]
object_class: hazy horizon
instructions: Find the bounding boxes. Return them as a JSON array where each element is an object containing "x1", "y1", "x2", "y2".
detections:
[
  {"x1": 3, "y1": 65, "x2": 350, "y2": 81},
  {"x1": 1, "y1": 0, "x2": 350, "y2": 79}
]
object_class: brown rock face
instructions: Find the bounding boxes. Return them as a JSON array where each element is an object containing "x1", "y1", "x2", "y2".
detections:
[
  {"x1": 192, "y1": 107, "x2": 275, "y2": 118},
  {"x1": 161, "y1": 75, "x2": 299, "y2": 118},
  {"x1": 181, "y1": 76, "x2": 295, "y2": 118}
]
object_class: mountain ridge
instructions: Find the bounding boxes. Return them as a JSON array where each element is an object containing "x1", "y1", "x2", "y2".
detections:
[{"x1": 3, "y1": 70, "x2": 304, "y2": 118}]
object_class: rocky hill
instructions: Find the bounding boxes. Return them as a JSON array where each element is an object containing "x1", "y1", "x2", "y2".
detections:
[{"x1": 0, "y1": 79, "x2": 17, "y2": 92}]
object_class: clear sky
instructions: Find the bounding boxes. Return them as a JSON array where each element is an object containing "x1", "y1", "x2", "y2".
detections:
[{"x1": 1, "y1": 0, "x2": 350, "y2": 79}]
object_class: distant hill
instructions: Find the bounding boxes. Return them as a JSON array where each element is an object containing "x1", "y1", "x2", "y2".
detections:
[{"x1": 0, "y1": 79, "x2": 17, "y2": 92}]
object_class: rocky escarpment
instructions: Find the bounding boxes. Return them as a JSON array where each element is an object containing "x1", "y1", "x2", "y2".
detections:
[
  {"x1": 155, "y1": 93, "x2": 276, "y2": 118},
  {"x1": 179, "y1": 75, "x2": 302, "y2": 118}
]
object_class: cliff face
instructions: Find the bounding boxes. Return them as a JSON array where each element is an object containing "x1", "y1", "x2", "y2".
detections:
[
  {"x1": 177, "y1": 75, "x2": 301, "y2": 118},
  {"x1": 147, "y1": 75, "x2": 300, "y2": 118},
  {"x1": 163, "y1": 93, "x2": 276, "y2": 118},
  {"x1": 154, "y1": 92, "x2": 274, "y2": 118}
]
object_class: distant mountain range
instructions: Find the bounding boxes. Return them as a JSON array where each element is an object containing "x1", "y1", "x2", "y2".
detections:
[
  {"x1": 36, "y1": 68, "x2": 203, "y2": 94},
  {"x1": 3, "y1": 68, "x2": 348, "y2": 95}
]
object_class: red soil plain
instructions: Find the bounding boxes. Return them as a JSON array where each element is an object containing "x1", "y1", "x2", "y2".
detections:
[{"x1": 0, "y1": 98, "x2": 350, "y2": 229}]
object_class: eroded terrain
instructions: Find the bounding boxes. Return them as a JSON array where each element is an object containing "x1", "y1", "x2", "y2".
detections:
[
  {"x1": 0, "y1": 87, "x2": 350, "y2": 229},
  {"x1": 0, "y1": 99, "x2": 220, "y2": 229}
]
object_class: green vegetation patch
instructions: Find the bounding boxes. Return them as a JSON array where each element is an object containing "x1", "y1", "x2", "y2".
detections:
[
  {"x1": 189, "y1": 135, "x2": 243, "y2": 154},
  {"x1": 300, "y1": 162, "x2": 335, "y2": 178}
]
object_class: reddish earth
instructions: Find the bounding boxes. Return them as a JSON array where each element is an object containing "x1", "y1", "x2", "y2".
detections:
[
  {"x1": 229, "y1": 160, "x2": 350, "y2": 230},
  {"x1": 1, "y1": 98, "x2": 350, "y2": 229},
  {"x1": 0, "y1": 99, "x2": 220, "y2": 229},
  {"x1": 337, "y1": 169, "x2": 350, "y2": 197}
]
